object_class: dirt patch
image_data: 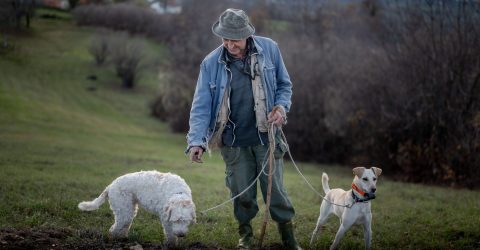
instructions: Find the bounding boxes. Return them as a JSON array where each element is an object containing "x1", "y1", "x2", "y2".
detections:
[
  {"x1": 0, "y1": 228, "x2": 283, "y2": 250},
  {"x1": 0, "y1": 228, "x2": 211, "y2": 250}
]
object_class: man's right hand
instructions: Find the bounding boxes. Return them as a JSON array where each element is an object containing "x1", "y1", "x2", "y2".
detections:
[{"x1": 188, "y1": 146, "x2": 204, "y2": 163}]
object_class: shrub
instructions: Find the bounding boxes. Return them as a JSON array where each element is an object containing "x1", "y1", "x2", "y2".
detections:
[
  {"x1": 110, "y1": 32, "x2": 144, "y2": 89},
  {"x1": 150, "y1": 0, "x2": 229, "y2": 132},
  {"x1": 274, "y1": 0, "x2": 480, "y2": 188},
  {"x1": 72, "y1": 3, "x2": 175, "y2": 43},
  {"x1": 343, "y1": 0, "x2": 480, "y2": 187},
  {"x1": 0, "y1": 0, "x2": 35, "y2": 30},
  {"x1": 88, "y1": 29, "x2": 112, "y2": 66}
]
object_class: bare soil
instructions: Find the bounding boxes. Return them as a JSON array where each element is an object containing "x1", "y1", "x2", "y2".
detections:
[
  {"x1": 0, "y1": 227, "x2": 208, "y2": 250},
  {"x1": 0, "y1": 228, "x2": 283, "y2": 250}
]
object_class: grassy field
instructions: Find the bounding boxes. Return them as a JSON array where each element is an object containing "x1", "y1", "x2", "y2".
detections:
[{"x1": 0, "y1": 9, "x2": 479, "y2": 250}]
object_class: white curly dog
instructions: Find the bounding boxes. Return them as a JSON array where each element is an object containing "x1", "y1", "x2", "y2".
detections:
[{"x1": 78, "y1": 170, "x2": 196, "y2": 246}]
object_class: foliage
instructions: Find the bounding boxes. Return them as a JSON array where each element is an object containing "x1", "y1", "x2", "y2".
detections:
[
  {"x1": 150, "y1": 0, "x2": 229, "y2": 132},
  {"x1": 72, "y1": 3, "x2": 175, "y2": 42},
  {"x1": 88, "y1": 29, "x2": 112, "y2": 66},
  {"x1": 73, "y1": 0, "x2": 479, "y2": 186},
  {"x1": 343, "y1": 0, "x2": 480, "y2": 188},
  {"x1": 275, "y1": 0, "x2": 480, "y2": 188},
  {"x1": 0, "y1": 0, "x2": 35, "y2": 53},
  {"x1": 110, "y1": 32, "x2": 145, "y2": 89},
  {"x1": 0, "y1": 0, "x2": 35, "y2": 30},
  {"x1": 68, "y1": 0, "x2": 79, "y2": 9}
]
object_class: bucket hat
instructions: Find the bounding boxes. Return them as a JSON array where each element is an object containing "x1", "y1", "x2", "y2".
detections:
[{"x1": 212, "y1": 9, "x2": 255, "y2": 40}]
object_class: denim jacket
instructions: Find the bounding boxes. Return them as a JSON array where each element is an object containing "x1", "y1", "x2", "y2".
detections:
[{"x1": 186, "y1": 36, "x2": 292, "y2": 151}]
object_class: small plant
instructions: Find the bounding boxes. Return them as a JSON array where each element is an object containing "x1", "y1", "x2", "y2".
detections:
[
  {"x1": 88, "y1": 29, "x2": 112, "y2": 66},
  {"x1": 110, "y1": 32, "x2": 144, "y2": 89}
]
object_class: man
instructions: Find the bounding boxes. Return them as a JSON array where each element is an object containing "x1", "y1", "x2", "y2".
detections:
[{"x1": 186, "y1": 8, "x2": 301, "y2": 250}]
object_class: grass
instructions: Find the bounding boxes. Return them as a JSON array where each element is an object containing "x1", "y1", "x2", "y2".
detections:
[{"x1": 1, "y1": 8, "x2": 479, "y2": 250}]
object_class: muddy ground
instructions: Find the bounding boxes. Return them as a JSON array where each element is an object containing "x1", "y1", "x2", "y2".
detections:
[{"x1": 0, "y1": 228, "x2": 283, "y2": 250}]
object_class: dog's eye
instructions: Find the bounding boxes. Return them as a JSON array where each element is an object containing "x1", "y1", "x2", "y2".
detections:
[
  {"x1": 362, "y1": 177, "x2": 368, "y2": 181},
  {"x1": 373, "y1": 178, "x2": 377, "y2": 181}
]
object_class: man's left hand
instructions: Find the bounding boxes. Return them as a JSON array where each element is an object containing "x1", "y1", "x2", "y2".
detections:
[{"x1": 268, "y1": 109, "x2": 285, "y2": 126}]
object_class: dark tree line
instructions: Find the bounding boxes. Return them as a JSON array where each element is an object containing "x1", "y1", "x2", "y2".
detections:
[
  {"x1": 1, "y1": 0, "x2": 35, "y2": 52},
  {"x1": 279, "y1": 0, "x2": 480, "y2": 188}
]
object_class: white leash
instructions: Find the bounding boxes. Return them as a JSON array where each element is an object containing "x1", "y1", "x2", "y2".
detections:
[
  {"x1": 200, "y1": 146, "x2": 271, "y2": 215},
  {"x1": 279, "y1": 129, "x2": 355, "y2": 208},
  {"x1": 200, "y1": 127, "x2": 354, "y2": 214}
]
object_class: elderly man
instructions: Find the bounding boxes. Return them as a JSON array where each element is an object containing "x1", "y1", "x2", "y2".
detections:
[{"x1": 186, "y1": 8, "x2": 301, "y2": 250}]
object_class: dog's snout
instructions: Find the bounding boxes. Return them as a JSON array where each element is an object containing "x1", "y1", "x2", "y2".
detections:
[
  {"x1": 371, "y1": 188, "x2": 376, "y2": 193},
  {"x1": 176, "y1": 233, "x2": 186, "y2": 238}
]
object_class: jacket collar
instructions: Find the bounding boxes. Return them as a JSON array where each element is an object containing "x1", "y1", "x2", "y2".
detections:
[{"x1": 217, "y1": 36, "x2": 261, "y2": 65}]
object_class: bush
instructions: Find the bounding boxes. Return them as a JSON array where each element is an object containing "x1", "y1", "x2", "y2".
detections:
[
  {"x1": 72, "y1": 3, "x2": 175, "y2": 43},
  {"x1": 0, "y1": 0, "x2": 35, "y2": 30},
  {"x1": 110, "y1": 32, "x2": 145, "y2": 89},
  {"x1": 88, "y1": 29, "x2": 112, "y2": 66},
  {"x1": 75, "y1": 0, "x2": 480, "y2": 187},
  {"x1": 275, "y1": 0, "x2": 480, "y2": 188},
  {"x1": 0, "y1": 0, "x2": 35, "y2": 54},
  {"x1": 342, "y1": 0, "x2": 480, "y2": 187},
  {"x1": 150, "y1": 0, "x2": 230, "y2": 132}
]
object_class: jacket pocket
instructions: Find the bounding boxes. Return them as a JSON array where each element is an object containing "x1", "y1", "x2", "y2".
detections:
[
  {"x1": 220, "y1": 146, "x2": 241, "y2": 166},
  {"x1": 263, "y1": 65, "x2": 277, "y2": 90}
]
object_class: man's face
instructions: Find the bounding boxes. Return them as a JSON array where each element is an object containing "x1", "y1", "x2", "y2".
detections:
[{"x1": 222, "y1": 38, "x2": 247, "y2": 59}]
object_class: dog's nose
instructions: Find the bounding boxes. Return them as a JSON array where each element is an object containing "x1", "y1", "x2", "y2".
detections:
[
  {"x1": 176, "y1": 233, "x2": 186, "y2": 238},
  {"x1": 371, "y1": 188, "x2": 376, "y2": 193}
]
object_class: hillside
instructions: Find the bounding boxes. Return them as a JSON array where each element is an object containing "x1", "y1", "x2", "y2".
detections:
[{"x1": 0, "y1": 9, "x2": 479, "y2": 250}]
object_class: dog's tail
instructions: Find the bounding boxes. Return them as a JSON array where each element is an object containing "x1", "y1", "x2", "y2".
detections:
[
  {"x1": 321, "y1": 173, "x2": 330, "y2": 194},
  {"x1": 78, "y1": 186, "x2": 109, "y2": 211}
]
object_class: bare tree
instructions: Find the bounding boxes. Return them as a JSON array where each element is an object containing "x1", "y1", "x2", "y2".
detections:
[
  {"x1": 348, "y1": 0, "x2": 480, "y2": 187},
  {"x1": 89, "y1": 29, "x2": 113, "y2": 66},
  {"x1": 110, "y1": 32, "x2": 145, "y2": 89}
]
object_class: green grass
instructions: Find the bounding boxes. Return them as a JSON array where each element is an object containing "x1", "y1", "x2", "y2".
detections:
[{"x1": 1, "y1": 9, "x2": 479, "y2": 250}]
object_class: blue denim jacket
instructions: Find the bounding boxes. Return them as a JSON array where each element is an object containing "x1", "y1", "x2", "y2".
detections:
[{"x1": 186, "y1": 36, "x2": 292, "y2": 150}]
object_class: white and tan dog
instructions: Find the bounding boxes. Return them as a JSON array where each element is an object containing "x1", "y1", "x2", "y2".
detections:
[
  {"x1": 78, "y1": 171, "x2": 196, "y2": 246},
  {"x1": 310, "y1": 167, "x2": 382, "y2": 250}
]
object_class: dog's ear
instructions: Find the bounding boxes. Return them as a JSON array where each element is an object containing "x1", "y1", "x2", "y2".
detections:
[
  {"x1": 352, "y1": 167, "x2": 366, "y2": 177},
  {"x1": 371, "y1": 167, "x2": 382, "y2": 177}
]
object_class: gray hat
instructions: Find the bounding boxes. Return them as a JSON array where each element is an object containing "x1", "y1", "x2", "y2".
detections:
[{"x1": 212, "y1": 9, "x2": 255, "y2": 40}]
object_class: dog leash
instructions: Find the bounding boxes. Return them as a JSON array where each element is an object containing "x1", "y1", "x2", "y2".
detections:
[
  {"x1": 278, "y1": 128, "x2": 359, "y2": 208},
  {"x1": 199, "y1": 145, "x2": 271, "y2": 215},
  {"x1": 200, "y1": 127, "x2": 359, "y2": 215}
]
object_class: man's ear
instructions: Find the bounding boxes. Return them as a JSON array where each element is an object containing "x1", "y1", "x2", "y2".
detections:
[
  {"x1": 352, "y1": 167, "x2": 366, "y2": 177},
  {"x1": 371, "y1": 167, "x2": 382, "y2": 177}
]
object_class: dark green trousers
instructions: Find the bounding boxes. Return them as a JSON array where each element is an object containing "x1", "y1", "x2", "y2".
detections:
[{"x1": 220, "y1": 143, "x2": 295, "y2": 224}]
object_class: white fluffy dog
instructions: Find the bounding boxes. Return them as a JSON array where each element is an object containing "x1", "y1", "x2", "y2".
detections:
[{"x1": 78, "y1": 170, "x2": 196, "y2": 246}]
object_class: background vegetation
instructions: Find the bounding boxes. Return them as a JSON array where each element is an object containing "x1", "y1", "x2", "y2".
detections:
[
  {"x1": 0, "y1": 1, "x2": 479, "y2": 249},
  {"x1": 71, "y1": 0, "x2": 480, "y2": 188}
]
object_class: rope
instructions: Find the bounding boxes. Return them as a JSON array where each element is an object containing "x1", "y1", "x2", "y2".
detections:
[
  {"x1": 200, "y1": 125, "x2": 358, "y2": 215},
  {"x1": 278, "y1": 129, "x2": 355, "y2": 208},
  {"x1": 200, "y1": 144, "x2": 271, "y2": 215}
]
